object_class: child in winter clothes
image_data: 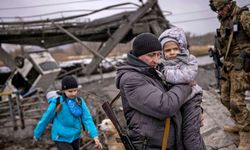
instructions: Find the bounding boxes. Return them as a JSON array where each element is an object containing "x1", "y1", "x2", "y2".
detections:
[
  {"x1": 158, "y1": 27, "x2": 206, "y2": 150},
  {"x1": 33, "y1": 75, "x2": 102, "y2": 150}
]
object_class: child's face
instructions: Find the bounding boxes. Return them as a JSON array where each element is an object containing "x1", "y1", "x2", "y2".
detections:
[
  {"x1": 64, "y1": 88, "x2": 78, "y2": 99},
  {"x1": 163, "y1": 41, "x2": 180, "y2": 60}
]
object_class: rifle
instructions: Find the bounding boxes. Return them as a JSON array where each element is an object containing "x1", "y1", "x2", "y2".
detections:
[
  {"x1": 102, "y1": 93, "x2": 135, "y2": 150},
  {"x1": 208, "y1": 36, "x2": 223, "y2": 90}
]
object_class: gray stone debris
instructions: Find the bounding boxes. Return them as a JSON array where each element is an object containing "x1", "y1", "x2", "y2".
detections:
[{"x1": 201, "y1": 89, "x2": 239, "y2": 150}]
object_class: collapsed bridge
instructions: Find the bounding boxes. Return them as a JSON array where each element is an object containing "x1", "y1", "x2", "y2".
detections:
[{"x1": 0, "y1": 0, "x2": 170, "y2": 75}]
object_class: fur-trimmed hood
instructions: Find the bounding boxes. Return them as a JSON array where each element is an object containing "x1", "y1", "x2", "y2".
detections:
[{"x1": 158, "y1": 27, "x2": 189, "y2": 55}]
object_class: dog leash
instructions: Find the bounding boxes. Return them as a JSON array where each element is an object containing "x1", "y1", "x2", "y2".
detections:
[{"x1": 161, "y1": 118, "x2": 170, "y2": 150}]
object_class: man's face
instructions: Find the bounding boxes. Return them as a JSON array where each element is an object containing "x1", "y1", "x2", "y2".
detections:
[
  {"x1": 138, "y1": 51, "x2": 161, "y2": 68},
  {"x1": 217, "y1": 3, "x2": 231, "y2": 18},
  {"x1": 163, "y1": 41, "x2": 180, "y2": 60}
]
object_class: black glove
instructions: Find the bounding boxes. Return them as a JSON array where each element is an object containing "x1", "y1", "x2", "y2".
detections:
[
  {"x1": 240, "y1": 50, "x2": 250, "y2": 58},
  {"x1": 240, "y1": 50, "x2": 247, "y2": 58},
  {"x1": 239, "y1": 50, "x2": 250, "y2": 72}
]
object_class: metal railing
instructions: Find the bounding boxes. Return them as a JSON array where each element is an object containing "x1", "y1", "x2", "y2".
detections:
[{"x1": 0, "y1": 91, "x2": 46, "y2": 130}]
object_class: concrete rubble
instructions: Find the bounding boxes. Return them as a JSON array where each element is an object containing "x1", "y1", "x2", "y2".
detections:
[{"x1": 201, "y1": 89, "x2": 239, "y2": 150}]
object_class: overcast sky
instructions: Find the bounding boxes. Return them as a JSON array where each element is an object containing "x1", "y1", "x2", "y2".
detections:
[{"x1": 0, "y1": 0, "x2": 249, "y2": 35}]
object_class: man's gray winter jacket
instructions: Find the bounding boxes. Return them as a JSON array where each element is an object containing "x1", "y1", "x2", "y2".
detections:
[{"x1": 116, "y1": 52, "x2": 192, "y2": 150}]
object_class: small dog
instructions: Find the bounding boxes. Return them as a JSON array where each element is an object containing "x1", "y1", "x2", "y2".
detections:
[{"x1": 99, "y1": 119, "x2": 125, "y2": 150}]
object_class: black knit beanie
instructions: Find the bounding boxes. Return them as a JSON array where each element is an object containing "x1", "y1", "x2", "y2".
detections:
[
  {"x1": 61, "y1": 75, "x2": 78, "y2": 90},
  {"x1": 132, "y1": 33, "x2": 162, "y2": 57}
]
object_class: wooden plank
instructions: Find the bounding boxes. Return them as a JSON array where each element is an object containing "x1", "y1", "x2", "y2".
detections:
[
  {"x1": 0, "y1": 112, "x2": 10, "y2": 118},
  {"x1": 21, "y1": 101, "x2": 46, "y2": 108},
  {"x1": 23, "y1": 108, "x2": 46, "y2": 114}
]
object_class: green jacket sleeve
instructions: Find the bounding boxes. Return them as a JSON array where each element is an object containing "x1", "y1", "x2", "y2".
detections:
[{"x1": 240, "y1": 11, "x2": 250, "y2": 37}]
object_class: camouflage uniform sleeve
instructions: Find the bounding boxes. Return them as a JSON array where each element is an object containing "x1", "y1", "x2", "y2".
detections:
[{"x1": 240, "y1": 11, "x2": 250, "y2": 37}]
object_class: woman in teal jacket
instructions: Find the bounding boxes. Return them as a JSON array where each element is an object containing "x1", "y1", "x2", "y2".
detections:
[{"x1": 34, "y1": 76, "x2": 102, "y2": 150}]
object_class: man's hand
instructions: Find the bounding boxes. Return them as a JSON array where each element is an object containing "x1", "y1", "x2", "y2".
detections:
[
  {"x1": 200, "y1": 112, "x2": 205, "y2": 127},
  {"x1": 94, "y1": 137, "x2": 103, "y2": 149}
]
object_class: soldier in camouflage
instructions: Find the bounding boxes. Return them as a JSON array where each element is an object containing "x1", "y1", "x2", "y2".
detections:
[{"x1": 209, "y1": 0, "x2": 250, "y2": 149}]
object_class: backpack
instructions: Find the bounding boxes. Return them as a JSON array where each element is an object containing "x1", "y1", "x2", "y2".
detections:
[
  {"x1": 55, "y1": 94, "x2": 82, "y2": 113},
  {"x1": 48, "y1": 91, "x2": 85, "y2": 131}
]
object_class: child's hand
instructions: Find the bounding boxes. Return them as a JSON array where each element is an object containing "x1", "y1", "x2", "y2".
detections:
[
  {"x1": 94, "y1": 137, "x2": 103, "y2": 149},
  {"x1": 81, "y1": 131, "x2": 92, "y2": 144},
  {"x1": 190, "y1": 80, "x2": 197, "y2": 86},
  {"x1": 32, "y1": 136, "x2": 38, "y2": 145}
]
